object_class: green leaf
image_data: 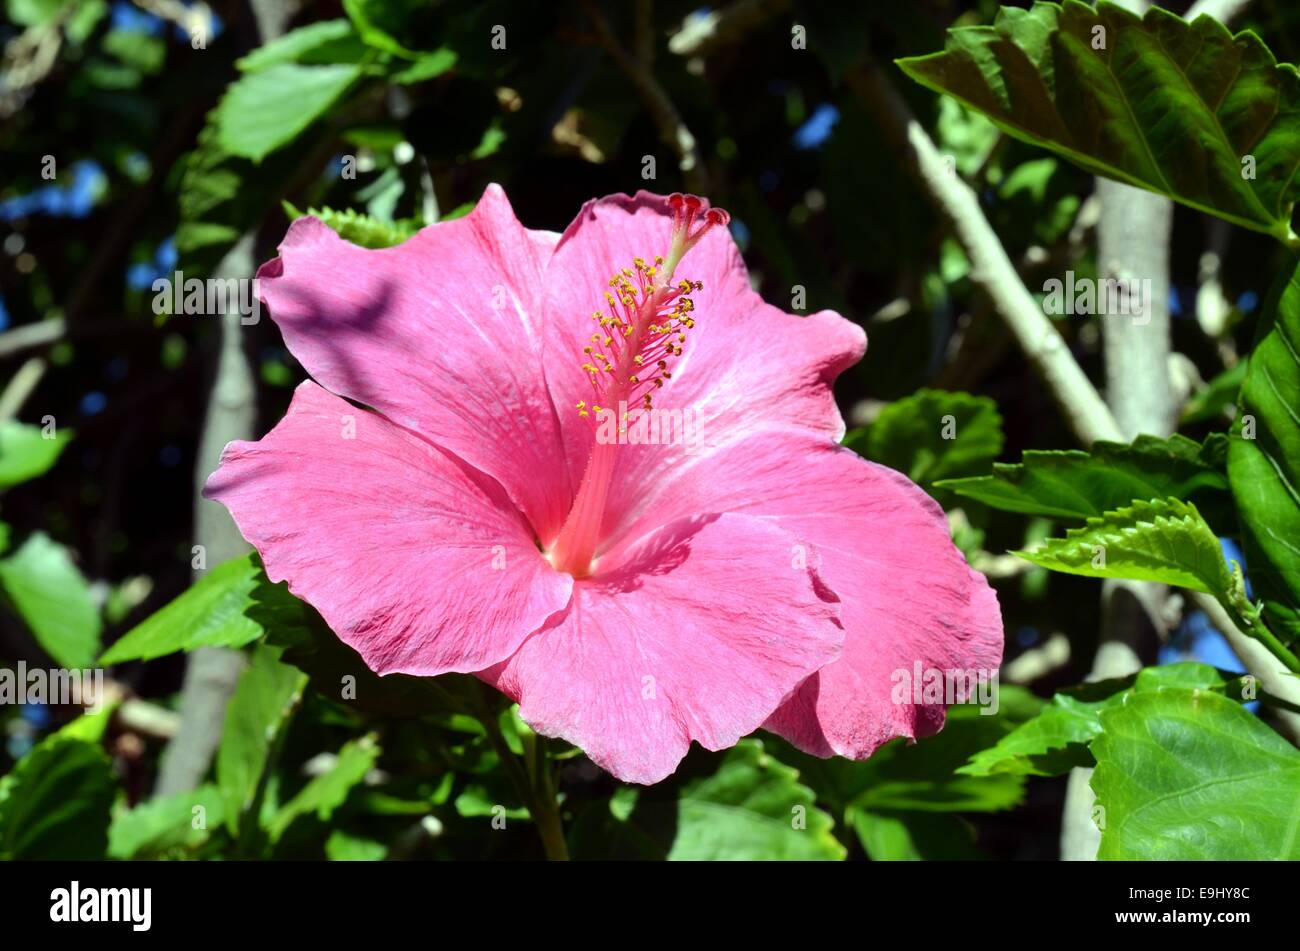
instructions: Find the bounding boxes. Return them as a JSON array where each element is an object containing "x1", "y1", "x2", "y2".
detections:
[
  {"x1": 1092, "y1": 688, "x2": 1300, "y2": 859},
  {"x1": 996, "y1": 157, "x2": 1082, "y2": 246},
  {"x1": 897, "y1": 1, "x2": 1300, "y2": 244},
  {"x1": 268, "y1": 735, "x2": 379, "y2": 841},
  {"x1": 281, "y1": 202, "x2": 422, "y2": 249},
  {"x1": 216, "y1": 644, "x2": 307, "y2": 834},
  {"x1": 176, "y1": 117, "x2": 317, "y2": 275},
  {"x1": 262, "y1": 590, "x2": 473, "y2": 718},
  {"x1": 325, "y1": 829, "x2": 387, "y2": 861},
  {"x1": 960, "y1": 662, "x2": 1227, "y2": 777},
  {"x1": 108, "y1": 785, "x2": 225, "y2": 859},
  {"x1": 1229, "y1": 261, "x2": 1300, "y2": 643},
  {"x1": 1181, "y1": 358, "x2": 1248, "y2": 424},
  {"x1": 0, "y1": 420, "x2": 70, "y2": 489},
  {"x1": 0, "y1": 738, "x2": 115, "y2": 860},
  {"x1": 850, "y1": 811, "x2": 984, "y2": 861},
  {"x1": 343, "y1": 0, "x2": 426, "y2": 59},
  {"x1": 938, "y1": 434, "x2": 1232, "y2": 528},
  {"x1": 390, "y1": 48, "x2": 458, "y2": 84},
  {"x1": 843, "y1": 703, "x2": 1029, "y2": 813},
  {"x1": 668, "y1": 740, "x2": 845, "y2": 860},
  {"x1": 766, "y1": 687, "x2": 1042, "y2": 822},
  {"x1": 214, "y1": 63, "x2": 362, "y2": 163},
  {"x1": 0, "y1": 532, "x2": 100, "y2": 668},
  {"x1": 853, "y1": 388, "x2": 1004, "y2": 490},
  {"x1": 54, "y1": 702, "x2": 118, "y2": 744},
  {"x1": 1014, "y1": 497, "x2": 1235, "y2": 596},
  {"x1": 100, "y1": 553, "x2": 304, "y2": 664},
  {"x1": 236, "y1": 20, "x2": 365, "y2": 72}
]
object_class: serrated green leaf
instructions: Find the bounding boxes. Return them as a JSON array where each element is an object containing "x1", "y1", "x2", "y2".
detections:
[
  {"x1": 898, "y1": 1, "x2": 1300, "y2": 244},
  {"x1": 177, "y1": 121, "x2": 314, "y2": 275},
  {"x1": 0, "y1": 420, "x2": 71, "y2": 489},
  {"x1": 325, "y1": 829, "x2": 387, "y2": 860},
  {"x1": 1092, "y1": 688, "x2": 1300, "y2": 859},
  {"x1": 282, "y1": 202, "x2": 422, "y2": 249},
  {"x1": 268, "y1": 735, "x2": 379, "y2": 841},
  {"x1": 1015, "y1": 497, "x2": 1234, "y2": 595},
  {"x1": 237, "y1": 19, "x2": 364, "y2": 72},
  {"x1": 54, "y1": 702, "x2": 118, "y2": 744},
  {"x1": 669, "y1": 739, "x2": 845, "y2": 860},
  {"x1": 343, "y1": 0, "x2": 424, "y2": 58},
  {"x1": 1181, "y1": 358, "x2": 1247, "y2": 424},
  {"x1": 108, "y1": 784, "x2": 225, "y2": 859},
  {"x1": 214, "y1": 63, "x2": 362, "y2": 163},
  {"x1": 843, "y1": 703, "x2": 1028, "y2": 813},
  {"x1": 390, "y1": 48, "x2": 457, "y2": 84},
  {"x1": 960, "y1": 662, "x2": 1227, "y2": 777},
  {"x1": 100, "y1": 553, "x2": 306, "y2": 664},
  {"x1": 853, "y1": 388, "x2": 1003, "y2": 490},
  {"x1": 938, "y1": 433, "x2": 1231, "y2": 527},
  {"x1": 849, "y1": 810, "x2": 984, "y2": 861},
  {"x1": 1229, "y1": 260, "x2": 1300, "y2": 643},
  {"x1": 0, "y1": 532, "x2": 100, "y2": 668},
  {"x1": 0, "y1": 738, "x2": 115, "y2": 860},
  {"x1": 766, "y1": 688, "x2": 1041, "y2": 820},
  {"x1": 263, "y1": 592, "x2": 472, "y2": 717},
  {"x1": 217, "y1": 644, "x2": 307, "y2": 835}
]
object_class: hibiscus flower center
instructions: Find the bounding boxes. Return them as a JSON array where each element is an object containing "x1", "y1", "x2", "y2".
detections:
[{"x1": 548, "y1": 194, "x2": 729, "y2": 578}]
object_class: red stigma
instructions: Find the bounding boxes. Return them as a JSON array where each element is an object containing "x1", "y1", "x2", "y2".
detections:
[{"x1": 668, "y1": 193, "x2": 730, "y2": 257}]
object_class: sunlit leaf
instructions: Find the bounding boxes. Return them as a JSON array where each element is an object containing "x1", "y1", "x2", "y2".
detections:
[{"x1": 899, "y1": 1, "x2": 1300, "y2": 244}]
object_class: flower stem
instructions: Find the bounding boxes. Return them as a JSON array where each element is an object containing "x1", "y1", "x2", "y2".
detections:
[
  {"x1": 526, "y1": 734, "x2": 570, "y2": 861},
  {"x1": 474, "y1": 683, "x2": 569, "y2": 860}
]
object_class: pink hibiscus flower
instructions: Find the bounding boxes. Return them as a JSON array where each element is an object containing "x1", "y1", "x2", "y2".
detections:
[{"x1": 205, "y1": 185, "x2": 1002, "y2": 784}]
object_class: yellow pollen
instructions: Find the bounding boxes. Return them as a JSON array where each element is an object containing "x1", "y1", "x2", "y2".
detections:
[{"x1": 573, "y1": 257, "x2": 707, "y2": 420}]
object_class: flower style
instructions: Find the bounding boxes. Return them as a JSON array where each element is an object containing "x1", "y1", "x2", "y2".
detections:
[{"x1": 205, "y1": 185, "x2": 1003, "y2": 784}]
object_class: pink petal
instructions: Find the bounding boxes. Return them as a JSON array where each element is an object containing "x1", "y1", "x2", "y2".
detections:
[
  {"x1": 204, "y1": 381, "x2": 573, "y2": 676},
  {"x1": 480, "y1": 512, "x2": 843, "y2": 784},
  {"x1": 540, "y1": 192, "x2": 865, "y2": 535},
  {"x1": 257, "y1": 184, "x2": 572, "y2": 544},
  {"x1": 603, "y1": 430, "x2": 1003, "y2": 759}
]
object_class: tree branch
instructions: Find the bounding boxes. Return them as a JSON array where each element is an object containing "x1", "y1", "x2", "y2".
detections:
[
  {"x1": 582, "y1": 0, "x2": 709, "y2": 192},
  {"x1": 153, "y1": 236, "x2": 258, "y2": 797},
  {"x1": 153, "y1": 0, "x2": 299, "y2": 799},
  {"x1": 848, "y1": 61, "x2": 1123, "y2": 446},
  {"x1": 667, "y1": 0, "x2": 792, "y2": 58}
]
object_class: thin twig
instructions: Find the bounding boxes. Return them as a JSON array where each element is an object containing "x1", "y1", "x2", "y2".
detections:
[
  {"x1": 0, "y1": 356, "x2": 47, "y2": 423},
  {"x1": 0, "y1": 319, "x2": 66, "y2": 360},
  {"x1": 582, "y1": 0, "x2": 709, "y2": 193},
  {"x1": 849, "y1": 61, "x2": 1123, "y2": 446},
  {"x1": 1193, "y1": 591, "x2": 1300, "y2": 744},
  {"x1": 667, "y1": 0, "x2": 792, "y2": 58}
]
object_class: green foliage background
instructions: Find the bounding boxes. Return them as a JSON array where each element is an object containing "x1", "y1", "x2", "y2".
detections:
[{"x1": 3, "y1": 0, "x2": 1300, "y2": 861}]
